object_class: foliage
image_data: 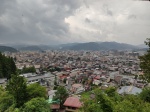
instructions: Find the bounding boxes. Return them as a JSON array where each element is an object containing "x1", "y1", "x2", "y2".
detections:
[
  {"x1": 21, "y1": 97, "x2": 51, "y2": 112},
  {"x1": 105, "y1": 87, "x2": 116, "y2": 97},
  {"x1": 0, "y1": 87, "x2": 14, "y2": 112},
  {"x1": 6, "y1": 74, "x2": 27, "y2": 108},
  {"x1": 81, "y1": 88, "x2": 150, "y2": 112},
  {"x1": 27, "y1": 83, "x2": 47, "y2": 100},
  {"x1": 139, "y1": 87, "x2": 150, "y2": 103},
  {"x1": 22, "y1": 66, "x2": 36, "y2": 74},
  {"x1": 105, "y1": 87, "x2": 122, "y2": 102},
  {"x1": 139, "y1": 38, "x2": 150, "y2": 82},
  {"x1": 81, "y1": 98, "x2": 103, "y2": 112},
  {"x1": 53, "y1": 86, "x2": 69, "y2": 109},
  {"x1": 95, "y1": 90, "x2": 114, "y2": 112},
  {"x1": 114, "y1": 99, "x2": 136, "y2": 112},
  {"x1": 2, "y1": 74, "x2": 52, "y2": 111},
  {"x1": 0, "y1": 53, "x2": 16, "y2": 79}
]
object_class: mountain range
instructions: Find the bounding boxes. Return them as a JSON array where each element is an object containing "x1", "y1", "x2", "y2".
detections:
[
  {"x1": 13, "y1": 42, "x2": 148, "y2": 51},
  {"x1": 1, "y1": 41, "x2": 148, "y2": 52},
  {"x1": 60, "y1": 42, "x2": 138, "y2": 50},
  {"x1": 0, "y1": 46, "x2": 18, "y2": 52}
]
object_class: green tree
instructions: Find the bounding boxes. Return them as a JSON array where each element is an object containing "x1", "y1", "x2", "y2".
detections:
[
  {"x1": 0, "y1": 87, "x2": 14, "y2": 112},
  {"x1": 0, "y1": 63, "x2": 3, "y2": 77},
  {"x1": 53, "y1": 86, "x2": 68, "y2": 109},
  {"x1": 22, "y1": 66, "x2": 36, "y2": 74},
  {"x1": 140, "y1": 38, "x2": 150, "y2": 82},
  {"x1": 105, "y1": 87, "x2": 116, "y2": 97},
  {"x1": 6, "y1": 74, "x2": 27, "y2": 108},
  {"x1": 81, "y1": 89, "x2": 114, "y2": 112},
  {"x1": 10, "y1": 57, "x2": 17, "y2": 75},
  {"x1": 27, "y1": 83, "x2": 47, "y2": 100},
  {"x1": 0, "y1": 53, "x2": 16, "y2": 79},
  {"x1": 81, "y1": 98, "x2": 102, "y2": 112},
  {"x1": 114, "y1": 99, "x2": 136, "y2": 112},
  {"x1": 139, "y1": 87, "x2": 150, "y2": 103},
  {"x1": 22, "y1": 97, "x2": 51, "y2": 112},
  {"x1": 95, "y1": 89, "x2": 114, "y2": 112}
]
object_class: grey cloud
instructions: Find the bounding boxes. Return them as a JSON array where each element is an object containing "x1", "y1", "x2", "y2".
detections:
[
  {"x1": 0, "y1": 0, "x2": 150, "y2": 45},
  {"x1": 128, "y1": 15, "x2": 137, "y2": 19},
  {"x1": 85, "y1": 18, "x2": 91, "y2": 23},
  {"x1": 0, "y1": 0, "x2": 82, "y2": 44}
]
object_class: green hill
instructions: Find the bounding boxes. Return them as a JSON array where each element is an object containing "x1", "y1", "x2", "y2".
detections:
[{"x1": 0, "y1": 46, "x2": 18, "y2": 52}]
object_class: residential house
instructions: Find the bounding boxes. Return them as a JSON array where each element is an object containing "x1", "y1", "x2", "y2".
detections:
[
  {"x1": 71, "y1": 84, "x2": 85, "y2": 94},
  {"x1": 63, "y1": 96, "x2": 82, "y2": 112}
]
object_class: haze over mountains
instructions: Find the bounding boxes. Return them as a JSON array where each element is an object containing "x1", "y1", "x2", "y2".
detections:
[
  {"x1": 0, "y1": 41, "x2": 147, "y2": 52},
  {"x1": 0, "y1": 41, "x2": 148, "y2": 52}
]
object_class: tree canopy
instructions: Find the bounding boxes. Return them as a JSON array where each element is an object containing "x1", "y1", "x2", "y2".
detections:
[
  {"x1": 22, "y1": 66, "x2": 36, "y2": 74},
  {"x1": 80, "y1": 88, "x2": 150, "y2": 112},
  {"x1": 0, "y1": 53, "x2": 16, "y2": 79},
  {"x1": 53, "y1": 86, "x2": 69, "y2": 109},
  {"x1": 140, "y1": 38, "x2": 150, "y2": 82},
  {"x1": 21, "y1": 97, "x2": 51, "y2": 112},
  {"x1": 27, "y1": 83, "x2": 47, "y2": 101},
  {"x1": 0, "y1": 75, "x2": 52, "y2": 112},
  {"x1": 6, "y1": 74, "x2": 27, "y2": 108}
]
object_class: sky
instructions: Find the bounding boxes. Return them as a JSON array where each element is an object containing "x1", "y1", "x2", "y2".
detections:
[{"x1": 0, "y1": 0, "x2": 150, "y2": 45}]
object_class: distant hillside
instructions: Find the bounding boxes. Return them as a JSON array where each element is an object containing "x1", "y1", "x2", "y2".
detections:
[
  {"x1": 60, "y1": 42, "x2": 138, "y2": 51},
  {"x1": 136, "y1": 44, "x2": 148, "y2": 48},
  {"x1": 0, "y1": 46, "x2": 18, "y2": 52},
  {"x1": 11, "y1": 41, "x2": 143, "y2": 51},
  {"x1": 19, "y1": 46, "x2": 43, "y2": 51}
]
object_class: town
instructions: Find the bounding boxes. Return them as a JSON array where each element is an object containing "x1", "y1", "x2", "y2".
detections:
[{"x1": 0, "y1": 49, "x2": 148, "y2": 111}]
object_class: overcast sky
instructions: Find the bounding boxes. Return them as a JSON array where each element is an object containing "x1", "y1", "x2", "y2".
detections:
[{"x1": 0, "y1": 0, "x2": 150, "y2": 45}]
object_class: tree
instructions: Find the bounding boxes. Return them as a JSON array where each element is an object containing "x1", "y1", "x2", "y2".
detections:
[
  {"x1": 139, "y1": 87, "x2": 150, "y2": 103},
  {"x1": 140, "y1": 38, "x2": 150, "y2": 82},
  {"x1": 53, "y1": 86, "x2": 68, "y2": 109},
  {"x1": 27, "y1": 83, "x2": 47, "y2": 100},
  {"x1": 10, "y1": 57, "x2": 17, "y2": 75},
  {"x1": 0, "y1": 53, "x2": 17, "y2": 79},
  {"x1": 6, "y1": 74, "x2": 27, "y2": 108},
  {"x1": 22, "y1": 66, "x2": 36, "y2": 74},
  {"x1": 105, "y1": 87, "x2": 116, "y2": 97},
  {"x1": 22, "y1": 97, "x2": 51, "y2": 112},
  {"x1": 114, "y1": 99, "x2": 135, "y2": 112},
  {"x1": 0, "y1": 87, "x2": 14, "y2": 112},
  {"x1": 81, "y1": 89, "x2": 114, "y2": 112},
  {"x1": 81, "y1": 97, "x2": 102, "y2": 112},
  {"x1": 95, "y1": 89, "x2": 114, "y2": 112}
]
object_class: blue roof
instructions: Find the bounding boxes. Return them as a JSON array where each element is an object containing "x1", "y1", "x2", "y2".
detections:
[{"x1": 118, "y1": 86, "x2": 142, "y2": 95}]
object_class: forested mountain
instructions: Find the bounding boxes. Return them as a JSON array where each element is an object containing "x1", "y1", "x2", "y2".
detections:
[
  {"x1": 14, "y1": 42, "x2": 140, "y2": 51},
  {"x1": 18, "y1": 45, "x2": 43, "y2": 51},
  {"x1": 0, "y1": 53, "x2": 16, "y2": 79},
  {"x1": 0, "y1": 46, "x2": 17, "y2": 52},
  {"x1": 61, "y1": 42, "x2": 138, "y2": 50}
]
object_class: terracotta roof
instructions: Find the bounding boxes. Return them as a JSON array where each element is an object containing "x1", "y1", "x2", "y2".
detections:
[{"x1": 63, "y1": 97, "x2": 82, "y2": 108}]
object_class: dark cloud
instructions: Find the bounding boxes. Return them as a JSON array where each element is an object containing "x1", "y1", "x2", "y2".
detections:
[{"x1": 0, "y1": 0, "x2": 150, "y2": 45}]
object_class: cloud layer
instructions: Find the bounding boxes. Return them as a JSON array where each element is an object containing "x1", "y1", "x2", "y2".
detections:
[{"x1": 0, "y1": 0, "x2": 150, "y2": 45}]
